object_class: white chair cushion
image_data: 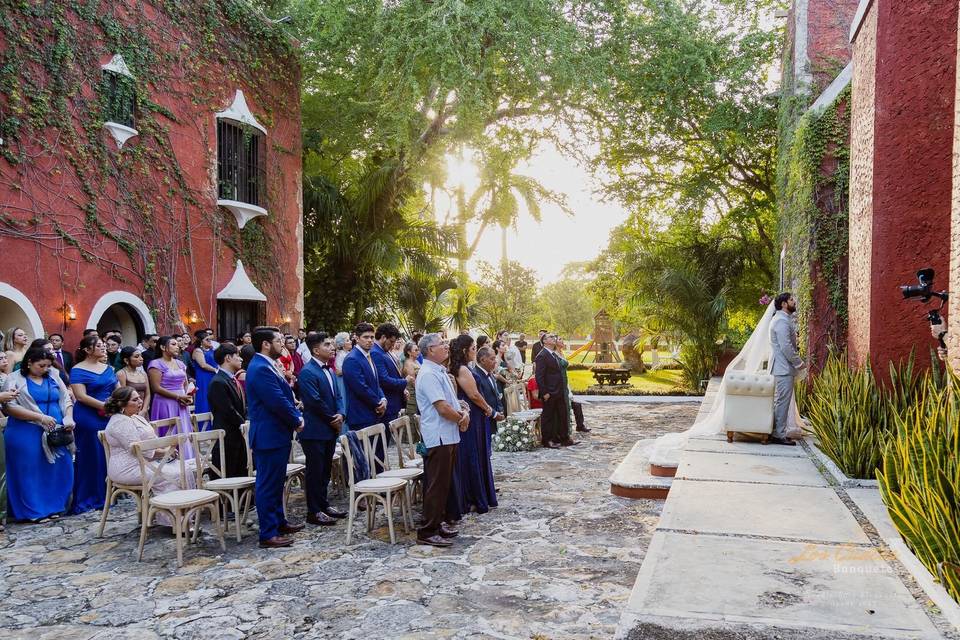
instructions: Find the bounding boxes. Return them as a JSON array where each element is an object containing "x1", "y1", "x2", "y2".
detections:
[
  {"x1": 379, "y1": 468, "x2": 423, "y2": 480},
  {"x1": 151, "y1": 489, "x2": 219, "y2": 508},
  {"x1": 285, "y1": 463, "x2": 305, "y2": 476},
  {"x1": 724, "y1": 371, "x2": 775, "y2": 397},
  {"x1": 355, "y1": 478, "x2": 406, "y2": 492},
  {"x1": 402, "y1": 456, "x2": 423, "y2": 469},
  {"x1": 205, "y1": 477, "x2": 255, "y2": 490},
  {"x1": 291, "y1": 454, "x2": 306, "y2": 465}
]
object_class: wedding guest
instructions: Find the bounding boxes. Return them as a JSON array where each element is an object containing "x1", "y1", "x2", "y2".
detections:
[
  {"x1": 247, "y1": 327, "x2": 304, "y2": 548},
  {"x1": 0, "y1": 351, "x2": 14, "y2": 531},
  {"x1": 238, "y1": 331, "x2": 252, "y2": 346},
  {"x1": 82, "y1": 329, "x2": 98, "y2": 339},
  {"x1": 135, "y1": 334, "x2": 159, "y2": 367},
  {"x1": 207, "y1": 344, "x2": 248, "y2": 478},
  {"x1": 412, "y1": 332, "x2": 425, "y2": 364},
  {"x1": 105, "y1": 335, "x2": 123, "y2": 371},
  {"x1": 192, "y1": 331, "x2": 218, "y2": 429},
  {"x1": 178, "y1": 334, "x2": 193, "y2": 373},
  {"x1": 49, "y1": 333, "x2": 74, "y2": 374},
  {"x1": 526, "y1": 376, "x2": 543, "y2": 409},
  {"x1": 29, "y1": 338, "x2": 68, "y2": 385},
  {"x1": 296, "y1": 330, "x2": 313, "y2": 361},
  {"x1": 69, "y1": 336, "x2": 118, "y2": 514},
  {"x1": 371, "y1": 322, "x2": 409, "y2": 425},
  {"x1": 147, "y1": 336, "x2": 194, "y2": 458},
  {"x1": 116, "y1": 346, "x2": 151, "y2": 418},
  {"x1": 476, "y1": 335, "x2": 489, "y2": 350},
  {"x1": 3, "y1": 348, "x2": 75, "y2": 522},
  {"x1": 556, "y1": 337, "x2": 589, "y2": 433},
  {"x1": 535, "y1": 333, "x2": 576, "y2": 449},
  {"x1": 4, "y1": 327, "x2": 29, "y2": 371},
  {"x1": 343, "y1": 322, "x2": 386, "y2": 433},
  {"x1": 515, "y1": 333, "x2": 528, "y2": 364},
  {"x1": 530, "y1": 329, "x2": 547, "y2": 362},
  {"x1": 449, "y1": 335, "x2": 497, "y2": 515},
  {"x1": 277, "y1": 335, "x2": 296, "y2": 386},
  {"x1": 284, "y1": 335, "x2": 305, "y2": 376},
  {"x1": 104, "y1": 386, "x2": 191, "y2": 528},
  {"x1": 299, "y1": 333, "x2": 346, "y2": 526},
  {"x1": 401, "y1": 341, "x2": 421, "y2": 418},
  {"x1": 415, "y1": 333, "x2": 467, "y2": 547},
  {"x1": 333, "y1": 332, "x2": 352, "y2": 419},
  {"x1": 476, "y1": 345, "x2": 505, "y2": 448},
  {"x1": 504, "y1": 336, "x2": 523, "y2": 375}
]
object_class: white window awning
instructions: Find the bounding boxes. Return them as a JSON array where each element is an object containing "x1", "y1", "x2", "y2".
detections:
[{"x1": 217, "y1": 260, "x2": 267, "y2": 301}]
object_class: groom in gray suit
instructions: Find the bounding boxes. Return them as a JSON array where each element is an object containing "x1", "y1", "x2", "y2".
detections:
[{"x1": 769, "y1": 292, "x2": 805, "y2": 446}]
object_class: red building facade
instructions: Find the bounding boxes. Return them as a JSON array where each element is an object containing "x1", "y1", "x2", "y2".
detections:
[{"x1": 0, "y1": 2, "x2": 302, "y2": 348}]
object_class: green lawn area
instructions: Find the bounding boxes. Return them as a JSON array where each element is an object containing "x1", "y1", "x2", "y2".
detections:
[{"x1": 566, "y1": 368, "x2": 688, "y2": 394}]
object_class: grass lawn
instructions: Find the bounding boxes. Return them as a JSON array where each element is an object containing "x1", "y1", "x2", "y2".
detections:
[{"x1": 566, "y1": 368, "x2": 688, "y2": 394}]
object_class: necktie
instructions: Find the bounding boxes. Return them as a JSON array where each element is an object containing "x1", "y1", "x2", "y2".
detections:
[
  {"x1": 55, "y1": 351, "x2": 64, "y2": 369},
  {"x1": 365, "y1": 351, "x2": 377, "y2": 379},
  {"x1": 233, "y1": 376, "x2": 245, "y2": 405}
]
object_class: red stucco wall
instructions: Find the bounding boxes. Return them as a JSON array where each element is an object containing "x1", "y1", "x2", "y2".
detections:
[
  {"x1": 808, "y1": 0, "x2": 860, "y2": 89},
  {"x1": 0, "y1": 2, "x2": 302, "y2": 347},
  {"x1": 861, "y1": 1, "x2": 957, "y2": 370}
]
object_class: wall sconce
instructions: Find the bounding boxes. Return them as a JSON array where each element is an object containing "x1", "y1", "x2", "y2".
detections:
[
  {"x1": 185, "y1": 309, "x2": 200, "y2": 324},
  {"x1": 58, "y1": 303, "x2": 77, "y2": 324},
  {"x1": 278, "y1": 315, "x2": 292, "y2": 325}
]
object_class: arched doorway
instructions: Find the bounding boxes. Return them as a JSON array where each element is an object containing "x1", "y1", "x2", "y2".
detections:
[
  {"x1": 0, "y1": 282, "x2": 45, "y2": 343},
  {"x1": 87, "y1": 292, "x2": 156, "y2": 346}
]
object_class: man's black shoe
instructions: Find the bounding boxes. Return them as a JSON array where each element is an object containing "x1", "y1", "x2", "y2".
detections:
[
  {"x1": 322, "y1": 507, "x2": 347, "y2": 519},
  {"x1": 769, "y1": 436, "x2": 796, "y2": 447}
]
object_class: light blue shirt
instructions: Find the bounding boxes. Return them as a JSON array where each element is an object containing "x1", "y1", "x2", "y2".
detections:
[{"x1": 415, "y1": 359, "x2": 460, "y2": 448}]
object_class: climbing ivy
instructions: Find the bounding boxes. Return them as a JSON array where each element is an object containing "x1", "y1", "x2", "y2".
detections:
[
  {"x1": 0, "y1": 0, "x2": 298, "y2": 329},
  {"x1": 776, "y1": 85, "x2": 851, "y2": 366}
]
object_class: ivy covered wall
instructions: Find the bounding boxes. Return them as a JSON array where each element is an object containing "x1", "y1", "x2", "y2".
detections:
[
  {"x1": 777, "y1": 87, "x2": 851, "y2": 370},
  {"x1": 0, "y1": 0, "x2": 302, "y2": 338}
]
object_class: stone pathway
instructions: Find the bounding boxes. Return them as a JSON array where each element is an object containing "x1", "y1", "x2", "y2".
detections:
[{"x1": 0, "y1": 402, "x2": 698, "y2": 640}]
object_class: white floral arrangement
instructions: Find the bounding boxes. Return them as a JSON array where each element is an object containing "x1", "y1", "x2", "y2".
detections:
[{"x1": 492, "y1": 416, "x2": 539, "y2": 452}]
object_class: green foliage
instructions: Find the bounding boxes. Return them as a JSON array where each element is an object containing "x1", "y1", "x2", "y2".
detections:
[
  {"x1": 473, "y1": 260, "x2": 539, "y2": 336},
  {"x1": 533, "y1": 265, "x2": 595, "y2": 338},
  {"x1": 597, "y1": 0, "x2": 782, "y2": 281},
  {"x1": 879, "y1": 370, "x2": 960, "y2": 603},
  {"x1": 806, "y1": 350, "x2": 935, "y2": 479},
  {"x1": 387, "y1": 272, "x2": 459, "y2": 336},
  {"x1": 776, "y1": 86, "x2": 851, "y2": 362}
]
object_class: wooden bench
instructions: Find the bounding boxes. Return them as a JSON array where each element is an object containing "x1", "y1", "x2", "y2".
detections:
[{"x1": 592, "y1": 369, "x2": 631, "y2": 386}]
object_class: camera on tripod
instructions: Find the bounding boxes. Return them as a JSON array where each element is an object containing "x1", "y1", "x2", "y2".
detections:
[{"x1": 900, "y1": 268, "x2": 949, "y2": 348}]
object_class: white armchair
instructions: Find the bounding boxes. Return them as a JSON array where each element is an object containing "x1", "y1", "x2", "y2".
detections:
[{"x1": 722, "y1": 371, "x2": 775, "y2": 443}]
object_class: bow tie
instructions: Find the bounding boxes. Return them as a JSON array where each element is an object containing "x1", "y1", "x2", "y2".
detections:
[{"x1": 320, "y1": 364, "x2": 331, "y2": 370}]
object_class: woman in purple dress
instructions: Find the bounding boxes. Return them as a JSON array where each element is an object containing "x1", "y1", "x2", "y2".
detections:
[
  {"x1": 69, "y1": 336, "x2": 119, "y2": 514},
  {"x1": 147, "y1": 336, "x2": 194, "y2": 459}
]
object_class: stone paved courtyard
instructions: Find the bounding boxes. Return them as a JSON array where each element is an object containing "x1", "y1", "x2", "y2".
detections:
[{"x1": 0, "y1": 402, "x2": 698, "y2": 640}]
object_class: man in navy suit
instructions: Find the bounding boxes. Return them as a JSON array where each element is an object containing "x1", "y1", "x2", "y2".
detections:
[
  {"x1": 476, "y1": 346, "x2": 505, "y2": 456},
  {"x1": 298, "y1": 332, "x2": 347, "y2": 526},
  {"x1": 342, "y1": 322, "x2": 386, "y2": 430},
  {"x1": 246, "y1": 327, "x2": 305, "y2": 548},
  {"x1": 371, "y1": 322, "x2": 413, "y2": 424}
]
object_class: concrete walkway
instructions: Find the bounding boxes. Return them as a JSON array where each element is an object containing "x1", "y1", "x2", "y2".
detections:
[{"x1": 616, "y1": 392, "x2": 950, "y2": 639}]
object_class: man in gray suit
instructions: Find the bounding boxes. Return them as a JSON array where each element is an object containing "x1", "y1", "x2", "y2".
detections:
[{"x1": 769, "y1": 292, "x2": 805, "y2": 446}]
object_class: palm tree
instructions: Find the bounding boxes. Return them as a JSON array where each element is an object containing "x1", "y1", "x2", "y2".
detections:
[{"x1": 389, "y1": 272, "x2": 459, "y2": 335}]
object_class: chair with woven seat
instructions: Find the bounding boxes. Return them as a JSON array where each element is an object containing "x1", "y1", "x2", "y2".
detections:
[
  {"x1": 358, "y1": 423, "x2": 422, "y2": 528},
  {"x1": 338, "y1": 433, "x2": 408, "y2": 544},
  {"x1": 133, "y1": 433, "x2": 225, "y2": 567},
  {"x1": 96, "y1": 431, "x2": 145, "y2": 538},
  {"x1": 190, "y1": 429, "x2": 256, "y2": 542},
  {"x1": 239, "y1": 421, "x2": 306, "y2": 517}
]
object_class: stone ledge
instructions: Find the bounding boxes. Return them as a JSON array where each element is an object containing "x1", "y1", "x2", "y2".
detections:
[
  {"x1": 806, "y1": 441, "x2": 878, "y2": 488},
  {"x1": 610, "y1": 439, "x2": 673, "y2": 500}
]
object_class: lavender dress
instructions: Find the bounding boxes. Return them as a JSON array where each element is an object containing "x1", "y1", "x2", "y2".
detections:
[{"x1": 148, "y1": 359, "x2": 194, "y2": 460}]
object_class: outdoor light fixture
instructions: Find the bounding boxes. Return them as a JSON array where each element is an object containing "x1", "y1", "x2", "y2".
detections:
[
  {"x1": 185, "y1": 309, "x2": 200, "y2": 324},
  {"x1": 58, "y1": 303, "x2": 77, "y2": 324},
  {"x1": 278, "y1": 315, "x2": 292, "y2": 325}
]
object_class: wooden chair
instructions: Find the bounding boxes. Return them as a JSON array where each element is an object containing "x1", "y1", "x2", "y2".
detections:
[
  {"x1": 291, "y1": 437, "x2": 346, "y2": 497},
  {"x1": 239, "y1": 421, "x2": 306, "y2": 517},
  {"x1": 190, "y1": 411, "x2": 213, "y2": 433},
  {"x1": 96, "y1": 431, "x2": 145, "y2": 538},
  {"x1": 150, "y1": 416, "x2": 181, "y2": 435},
  {"x1": 358, "y1": 423, "x2": 422, "y2": 528},
  {"x1": 388, "y1": 415, "x2": 423, "y2": 470},
  {"x1": 190, "y1": 429, "x2": 256, "y2": 542},
  {"x1": 133, "y1": 433, "x2": 225, "y2": 567},
  {"x1": 338, "y1": 433, "x2": 408, "y2": 544}
]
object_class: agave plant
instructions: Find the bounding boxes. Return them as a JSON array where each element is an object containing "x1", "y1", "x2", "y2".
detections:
[{"x1": 878, "y1": 371, "x2": 960, "y2": 602}]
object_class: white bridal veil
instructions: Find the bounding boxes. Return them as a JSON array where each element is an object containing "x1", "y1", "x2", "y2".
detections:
[{"x1": 648, "y1": 301, "x2": 803, "y2": 466}]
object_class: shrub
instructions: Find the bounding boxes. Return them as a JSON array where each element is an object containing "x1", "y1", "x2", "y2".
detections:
[
  {"x1": 878, "y1": 372, "x2": 960, "y2": 603},
  {"x1": 806, "y1": 350, "x2": 927, "y2": 480}
]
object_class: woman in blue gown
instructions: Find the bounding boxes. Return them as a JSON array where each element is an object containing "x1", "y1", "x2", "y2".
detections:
[
  {"x1": 69, "y1": 335, "x2": 119, "y2": 515},
  {"x1": 448, "y1": 335, "x2": 498, "y2": 516},
  {"x1": 191, "y1": 331, "x2": 218, "y2": 430},
  {"x1": 3, "y1": 348, "x2": 75, "y2": 521}
]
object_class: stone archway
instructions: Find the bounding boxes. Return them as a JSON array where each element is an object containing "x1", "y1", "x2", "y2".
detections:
[
  {"x1": 87, "y1": 291, "x2": 156, "y2": 346},
  {"x1": 0, "y1": 282, "x2": 45, "y2": 342}
]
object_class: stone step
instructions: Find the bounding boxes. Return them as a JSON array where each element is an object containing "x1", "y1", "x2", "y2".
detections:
[{"x1": 609, "y1": 439, "x2": 672, "y2": 500}]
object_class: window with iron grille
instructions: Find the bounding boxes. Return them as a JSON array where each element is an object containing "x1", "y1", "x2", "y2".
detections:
[
  {"x1": 217, "y1": 120, "x2": 265, "y2": 207},
  {"x1": 103, "y1": 70, "x2": 136, "y2": 129}
]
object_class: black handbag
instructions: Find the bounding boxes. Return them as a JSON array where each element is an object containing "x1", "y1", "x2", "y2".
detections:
[{"x1": 46, "y1": 425, "x2": 74, "y2": 448}]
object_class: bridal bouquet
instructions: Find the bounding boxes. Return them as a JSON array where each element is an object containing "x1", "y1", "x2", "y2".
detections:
[{"x1": 493, "y1": 416, "x2": 539, "y2": 452}]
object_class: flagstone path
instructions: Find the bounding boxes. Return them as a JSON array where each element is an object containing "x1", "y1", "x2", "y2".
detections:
[{"x1": 0, "y1": 401, "x2": 698, "y2": 640}]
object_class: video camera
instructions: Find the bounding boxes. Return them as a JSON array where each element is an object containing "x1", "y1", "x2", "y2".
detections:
[{"x1": 900, "y1": 268, "x2": 948, "y2": 348}]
